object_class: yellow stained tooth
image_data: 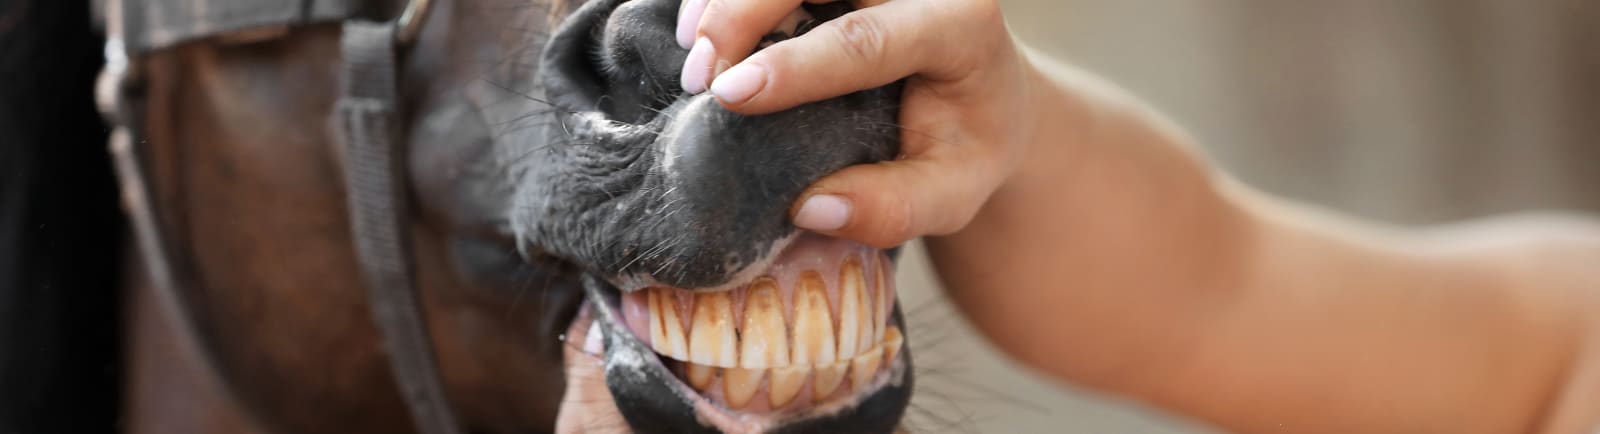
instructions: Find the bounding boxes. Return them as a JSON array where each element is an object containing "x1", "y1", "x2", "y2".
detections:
[
  {"x1": 882, "y1": 325, "x2": 904, "y2": 367},
  {"x1": 740, "y1": 279, "x2": 790, "y2": 368},
  {"x1": 689, "y1": 292, "x2": 738, "y2": 367},
  {"x1": 648, "y1": 289, "x2": 667, "y2": 354},
  {"x1": 651, "y1": 289, "x2": 689, "y2": 361},
  {"x1": 768, "y1": 366, "x2": 807, "y2": 408},
  {"x1": 686, "y1": 362, "x2": 716, "y2": 390},
  {"x1": 812, "y1": 361, "x2": 848, "y2": 402},
  {"x1": 791, "y1": 272, "x2": 836, "y2": 366},
  {"x1": 873, "y1": 254, "x2": 889, "y2": 344},
  {"x1": 850, "y1": 346, "x2": 883, "y2": 389},
  {"x1": 837, "y1": 259, "x2": 866, "y2": 359},
  {"x1": 723, "y1": 367, "x2": 763, "y2": 409},
  {"x1": 856, "y1": 261, "x2": 875, "y2": 355}
]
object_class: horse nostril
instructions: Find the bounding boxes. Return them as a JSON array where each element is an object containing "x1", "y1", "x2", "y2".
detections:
[{"x1": 596, "y1": 0, "x2": 692, "y2": 121}]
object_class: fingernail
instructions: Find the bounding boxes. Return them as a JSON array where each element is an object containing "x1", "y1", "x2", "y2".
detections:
[
  {"x1": 794, "y1": 194, "x2": 850, "y2": 232},
  {"x1": 676, "y1": 0, "x2": 709, "y2": 49},
  {"x1": 681, "y1": 37, "x2": 715, "y2": 94},
  {"x1": 710, "y1": 63, "x2": 766, "y2": 105}
]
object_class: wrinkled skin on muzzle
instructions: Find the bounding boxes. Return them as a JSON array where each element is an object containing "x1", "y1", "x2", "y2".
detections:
[
  {"x1": 410, "y1": 0, "x2": 913, "y2": 431},
  {"x1": 515, "y1": 0, "x2": 902, "y2": 290}
]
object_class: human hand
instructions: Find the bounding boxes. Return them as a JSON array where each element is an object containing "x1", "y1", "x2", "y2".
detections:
[{"x1": 677, "y1": 0, "x2": 1041, "y2": 248}]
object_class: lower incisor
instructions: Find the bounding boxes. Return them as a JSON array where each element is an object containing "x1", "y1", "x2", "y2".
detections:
[{"x1": 679, "y1": 325, "x2": 904, "y2": 408}]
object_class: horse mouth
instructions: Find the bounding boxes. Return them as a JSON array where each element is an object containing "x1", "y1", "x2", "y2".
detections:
[{"x1": 565, "y1": 235, "x2": 911, "y2": 433}]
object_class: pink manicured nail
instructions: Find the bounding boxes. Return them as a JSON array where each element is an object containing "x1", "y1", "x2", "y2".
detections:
[
  {"x1": 710, "y1": 63, "x2": 766, "y2": 105},
  {"x1": 794, "y1": 194, "x2": 851, "y2": 232},
  {"x1": 681, "y1": 37, "x2": 715, "y2": 94},
  {"x1": 676, "y1": 0, "x2": 709, "y2": 49}
]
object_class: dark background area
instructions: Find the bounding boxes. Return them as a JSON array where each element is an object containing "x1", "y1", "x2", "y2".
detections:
[{"x1": 0, "y1": 0, "x2": 125, "y2": 432}]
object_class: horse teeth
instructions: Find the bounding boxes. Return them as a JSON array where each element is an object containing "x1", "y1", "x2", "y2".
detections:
[
  {"x1": 849, "y1": 345, "x2": 883, "y2": 389},
  {"x1": 852, "y1": 258, "x2": 877, "y2": 355},
  {"x1": 882, "y1": 325, "x2": 903, "y2": 366},
  {"x1": 649, "y1": 288, "x2": 689, "y2": 361},
  {"x1": 634, "y1": 250, "x2": 903, "y2": 408},
  {"x1": 836, "y1": 259, "x2": 866, "y2": 359},
  {"x1": 811, "y1": 360, "x2": 848, "y2": 402},
  {"x1": 790, "y1": 271, "x2": 836, "y2": 366},
  {"x1": 723, "y1": 367, "x2": 763, "y2": 409},
  {"x1": 685, "y1": 362, "x2": 716, "y2": 390},
  {"x1": 688, "y1": 292, "x2": 738, "y2": 367},
  {"x1": 739, "y1": 279, "x2": 790, "y2": 368},
  {"x1": 873, "y1": 254, "x2": 889, "y2": 344},
  {"x1": 648, "y1": 289, "x2": 667, "y2": 354},
  {"x1": 646, "y1": 289, "x2": 659, "y2": 353},
  {"x1": 768, "y1": 366, "x2": 807, "y2": 407}
]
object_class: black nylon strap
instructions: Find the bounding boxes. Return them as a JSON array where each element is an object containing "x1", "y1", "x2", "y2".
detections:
[{"x1": 336, "y1": 21, "x2": 463, "y2": 434}]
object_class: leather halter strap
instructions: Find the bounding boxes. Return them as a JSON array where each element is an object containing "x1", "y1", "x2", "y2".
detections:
[
  {"x1": 106, "y1": 0, "x2": 463, "y2": 432},
  {"x1": 335, "y1": 17, "x2": 463, "y2": 434}
]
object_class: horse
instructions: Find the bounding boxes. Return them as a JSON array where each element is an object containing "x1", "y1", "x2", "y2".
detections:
[{"x1": 79, "y1": 0, "x2": 916, "y2": 432}]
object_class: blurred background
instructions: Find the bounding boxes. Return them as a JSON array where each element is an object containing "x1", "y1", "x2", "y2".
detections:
[{"x1": 896, "y1": 1, "x2": 1598, "y2": 432}]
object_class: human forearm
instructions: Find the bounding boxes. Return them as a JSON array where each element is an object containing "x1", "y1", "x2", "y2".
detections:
[
  {"x1": 1174, "y1": 191, "x2": 1591, "y2": 433},
  {"x1": 927, "y1": 50, "x2": 1600, "y2": 433},
  {"x1": 925, "y1": 49, "x2": 1251, "y2": 392}
]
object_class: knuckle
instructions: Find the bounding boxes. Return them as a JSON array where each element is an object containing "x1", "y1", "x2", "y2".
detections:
[
  {"x1": 697, "y1": 0, "x2": 743, "y2": 38},
  {"x1": 873, "y1": 193, "x2": 916, "y2": 247},
  {"x1": 831, "y1": 13, "x2": 890, "y2": 68},
  {"x1": 699, "y1": 0, "x2": 724, "y2": 21},
  {"x1": 698, "y1": 0, "x2": 730, "y2": 30}
]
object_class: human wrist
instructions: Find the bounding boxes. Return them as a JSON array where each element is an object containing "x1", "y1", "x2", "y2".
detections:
[{"x1": 996, "y1": 47, "x2": 1098, "y2": 194}]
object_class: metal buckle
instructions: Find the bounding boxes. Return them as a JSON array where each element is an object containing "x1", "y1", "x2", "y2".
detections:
[{"x1": 394, "y1": 0, "x2": 435, "y2": 46}]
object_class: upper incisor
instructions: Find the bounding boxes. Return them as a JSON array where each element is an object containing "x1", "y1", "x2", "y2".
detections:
[
  {"x1": 836, "y1": 259, "x2": 865, "y2": 360},
  {"x1": 688, "y1": 292, "x2": 737, "y2": 367},
  {"x1": 790, "y1": 271, "x2": 837, "y2": 366},
  {"x1": 652, "y1": 255, "x2": 894, "y2": 369},
  {"x1": 739, "y1": 279, "x2": 789, "y2": 368}
]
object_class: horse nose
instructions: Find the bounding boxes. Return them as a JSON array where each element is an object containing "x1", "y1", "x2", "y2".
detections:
[
  {"x1": 665, "y1": 98, "x2": 797, "y2": 210},
  {"x1": 640, "y1": 94, "x2": 897, "y2": 288}
]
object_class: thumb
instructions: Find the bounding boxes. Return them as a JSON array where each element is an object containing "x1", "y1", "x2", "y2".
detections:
[{"x1": 790, "y1": 155, "x2": 1001, "y2": 248}]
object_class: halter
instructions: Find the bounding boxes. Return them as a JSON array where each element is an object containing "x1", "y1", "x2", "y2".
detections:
[{"x1": 103, "y1": 0, "x2": 462, "y2": 432}]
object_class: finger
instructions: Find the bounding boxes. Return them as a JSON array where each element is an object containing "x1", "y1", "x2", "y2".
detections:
[
  {"x1": 681, "y1": 0, "x2": 818, "y2": 48},
  {"x1": 708, "y1": 0, "x2": 969, "y2": 114},
  {"x1": 675, "y1": 0, "x2": 713, "y2": 48},
  {"x1": 692, "y1": 0, "x2": 806, "y2": 65},
  {"x1": 790, "y1": 150, "x2": 1005, "y2": 248},
  {"x1": 678, "y1": 0, "x2": 807, "y2": 93}
]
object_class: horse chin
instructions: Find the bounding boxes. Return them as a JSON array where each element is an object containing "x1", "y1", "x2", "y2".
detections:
[{"x1": 558, "y1": 235, "x2": 913, "y2": 434}]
